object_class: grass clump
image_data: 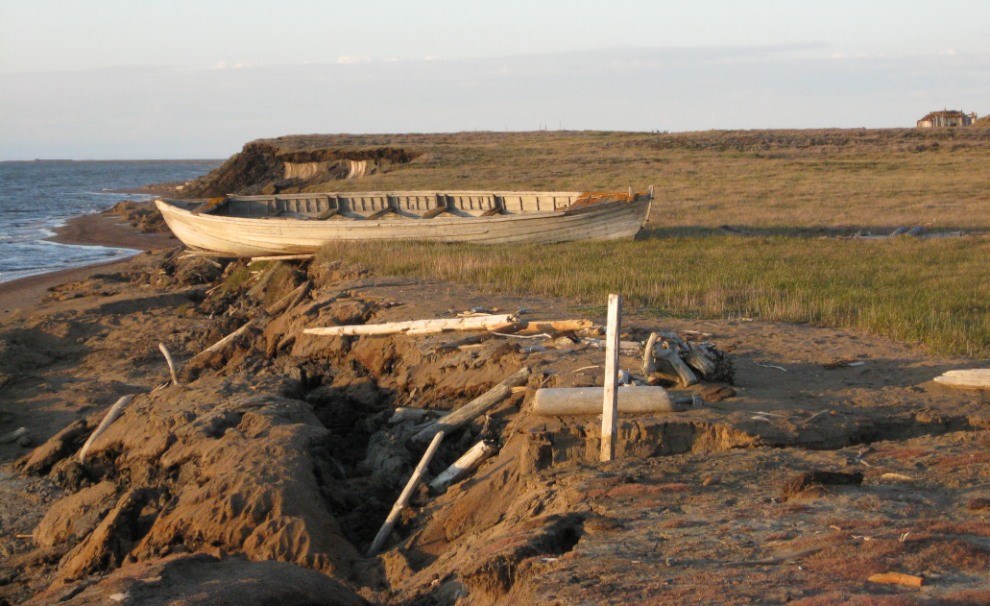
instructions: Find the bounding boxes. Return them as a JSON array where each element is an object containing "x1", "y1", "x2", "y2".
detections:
[{"x1": 318, "y1": 235, "x2": 990, "y2": 357}]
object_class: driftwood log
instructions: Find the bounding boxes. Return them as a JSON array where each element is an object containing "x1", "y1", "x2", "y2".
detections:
[
  {"x1": 0, "y1": 427, "x2": 28, "y2": 444},
  {"x1": 367, "y1": 431, "x2": 445, "y2": 556},
  {"x1": 491, "y1": 319, "x2": 595, "y2": 335},
  {"x1": 79, "y1": 395, "x2": 136, "y2": 463},
  {"x1": 250, "y1": 254, "x2": 315, "y2": 263},
  {"x1": 411, "y1": 367, "x2": 531, "y2": 444},
  {"x1": 584, "y1": 338, "x2": 642, "y2": 355},
  {"x1": 655, "y1": 348, "x2": 698, "y2": 386},
  {"x1": 305, "y1": 314, "x2": 515, "y2": 337},
  {"x1": 533, "y1": 386, "x2": 695, "y2": 415},
  {"x1": 157, "y1": 343, "x2": 180, "y2": 386},
  {"x1": 933, "y1": 369, "x2": 990, "y2": 390},
  {"x1": 428, "y1": 440, "x2": 495, "y2": 492},
  {"x1": 265, "y1": 280, "x2": 311, "y2": 315},
  {"x1": 188, "y1": 321, "x2": 254, "y2": 362}
]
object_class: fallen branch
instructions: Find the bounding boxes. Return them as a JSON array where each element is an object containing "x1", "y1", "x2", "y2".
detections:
[
  {"x1": 532, "y1": 386, "x2": 695, "y2": 415},
  {"x1": 265, "y1": 280, "x2": 311, "y2": 315},
  {"x1": 157, "y1": 343, "x2": 180, "y2": 386},
  {"x1": 188, "y1": 321, "x2": 254, "y2": 362},
  {"x1": 429, "y1": 440, "x2": 496, "y2": 492},
  {"x1": 367, "y1": 431, "x2": 445, "y2": 556},
  {"x1": 305, "y1": 314, "x2": 514, "y2": 337},
  {"x1": 412, "y1": 367, "x2": 531, "y2": 444},
  {"x1": 0, "y1": 427, "x2": 28, "y2": 444},
  {"x1": 79, "y1": 395, "x2": 136, "y2": 463}
]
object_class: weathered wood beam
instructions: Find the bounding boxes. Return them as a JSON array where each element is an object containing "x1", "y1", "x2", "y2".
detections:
[
  {"x1": 601, "y1": 294, "x2": 622, "y2": 462},
  {"x1": 79, "y1": 395, "x2": 136, "y2": 463},
  {"x1": 533, "y1": 386, "x2": 694, "y2": 415},
  {"x1": 304, "y1": 314, "x2": 515, "y2": 337},
  {"x1": 412, "y1": 367, "x2": 531, "y2": 444},
  {"x1": 249, "y1": 254, "x2": 315, "y2": 263},
  {"x1": 428, "y1": 440, "x2": 495, "y2": 492},
  {"x1": 367, "y1": 431, "x2": 445, "y2": 556},
  {"x1": 933, "y1": 369, "x2": 990, "y2": 389},
  {"x1": 188, "y1": 321, "x2": 254, "y2": 362}
]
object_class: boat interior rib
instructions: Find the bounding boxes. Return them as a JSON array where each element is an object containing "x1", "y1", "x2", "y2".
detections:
[{"x1": 169, "y1": 188, "x2": 652, "y2": 221}]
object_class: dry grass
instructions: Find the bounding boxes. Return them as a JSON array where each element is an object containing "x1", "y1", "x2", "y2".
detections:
[
  {"x1": 319, "y1": 235, "x2": 990, "y2": 356},
  {"x1": 274, "y1": 127, "x2": 990, "y2": 356},
  {"x1": 290, "y1": 129, "x2": 990, "y2": 231}
]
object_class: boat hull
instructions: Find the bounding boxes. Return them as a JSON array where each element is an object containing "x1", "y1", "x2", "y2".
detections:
[{"x1": 155, "y1": 196, "x2": 651, "y2": 256}]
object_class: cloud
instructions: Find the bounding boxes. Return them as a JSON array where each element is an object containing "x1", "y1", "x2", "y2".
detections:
[
  {"x1": 212, "y1": 61, "x2": 253, "y2": 70},
  {"x1": 336, "y1": 54, "x2": 372, "y2": 64},
  {"x1": 1, "y1": 45, "x2": 988, "y2": 159}
]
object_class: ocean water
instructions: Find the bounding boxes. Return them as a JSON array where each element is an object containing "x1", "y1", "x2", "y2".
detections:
[{"x1": 0, "y1": 160, "x2": 217, "y2": 284}]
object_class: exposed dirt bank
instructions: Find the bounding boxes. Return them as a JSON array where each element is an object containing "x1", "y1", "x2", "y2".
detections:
[
  {"x1": 1, "y1": 236, "x2": 989, "y2": 604},
  {"x1": 179, "y1": 141, "x2": 419, "y2": 198}
]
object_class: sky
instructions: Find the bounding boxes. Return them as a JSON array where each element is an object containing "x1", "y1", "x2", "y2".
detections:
[{"x1": 0, "y1": 0, "x2": 988, "y2": 159}]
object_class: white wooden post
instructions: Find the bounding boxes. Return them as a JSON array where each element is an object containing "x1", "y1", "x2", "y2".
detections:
[{"x1": 601, "y1": 293, "x2": 622, "y2": 462}]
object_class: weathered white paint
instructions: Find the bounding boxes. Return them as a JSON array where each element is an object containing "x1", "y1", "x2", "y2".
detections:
[{"x1": 155, "y1": 190, "x2": 652, "y2": 256}]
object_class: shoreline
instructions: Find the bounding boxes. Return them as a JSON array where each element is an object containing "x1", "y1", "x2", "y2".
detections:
[{"x1": 0, "y1": 211, "x2": 177, "y2": 317}]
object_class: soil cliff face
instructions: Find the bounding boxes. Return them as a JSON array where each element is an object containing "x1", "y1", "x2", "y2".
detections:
[{"x1": 180, "y1": 141, "x2": 418, "y2": 197}]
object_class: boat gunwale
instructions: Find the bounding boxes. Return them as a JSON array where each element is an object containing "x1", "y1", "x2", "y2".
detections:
[{"x1": 155, "y1": 195, "x2": 649, "y2": 228}]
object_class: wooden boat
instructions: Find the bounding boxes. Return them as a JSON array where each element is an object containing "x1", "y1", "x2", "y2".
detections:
[{"x1": 154, "y1": 188, "x2": 653, "y2": 256}]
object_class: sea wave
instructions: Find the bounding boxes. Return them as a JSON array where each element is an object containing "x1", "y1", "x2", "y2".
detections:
[{"x1": 0, "y1": 159, "x2": 217, "y2": 285}]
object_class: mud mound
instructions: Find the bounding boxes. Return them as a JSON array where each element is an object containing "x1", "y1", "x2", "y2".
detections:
[
  {"x1": 35, "y1": 553, "x2": 366, "y2": 606},
  {"x1": 22, "y1": 376, "x2": 361, "y2": 586},
  {"x1": 104, "y1": 200, "x2": 168, "y2": 233},
  {"x1": 180, "y1": 141, "x2": 418, "y2": 197}
]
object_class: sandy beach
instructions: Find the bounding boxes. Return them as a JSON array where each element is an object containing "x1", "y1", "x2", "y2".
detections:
[{"x1": 0, "y1": 212, "x2": 176, "y2": 317}]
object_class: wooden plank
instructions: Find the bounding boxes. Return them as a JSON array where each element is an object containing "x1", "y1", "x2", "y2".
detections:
[{"x1": 601, "y1": 293, "x2": 622, "y2": 462}]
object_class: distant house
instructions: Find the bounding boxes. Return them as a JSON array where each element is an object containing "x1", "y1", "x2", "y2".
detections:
[{"x1": 916, "y1": 110, "x2": 977, "y2": 128}]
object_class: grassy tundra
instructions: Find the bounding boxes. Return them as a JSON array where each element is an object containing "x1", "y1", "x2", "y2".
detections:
[{"x1": 269, "y1": 128, "x2": 990, "y2": 355}]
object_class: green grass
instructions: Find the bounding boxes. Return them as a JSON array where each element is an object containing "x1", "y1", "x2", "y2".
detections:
[{"x1": 319, "y1": 235, "x2": 990, "y2": 357}]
